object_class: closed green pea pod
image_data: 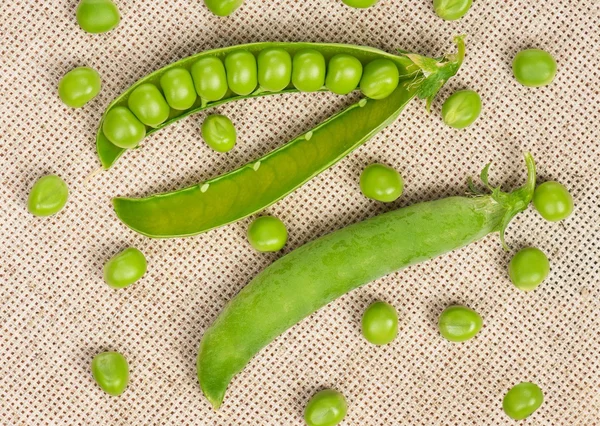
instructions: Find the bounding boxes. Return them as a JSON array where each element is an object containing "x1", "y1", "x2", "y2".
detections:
[
  {"x1": 325, "y1": 53, "x2": 363, "y2": 95},
  {"x1": 292, "y1": 49, "x2": 326, "y2": 92},
  {"x1": 160, "y1": 68, "x2": 197, "y2": 110},
  {"x1": 102, "y1": 106, "x2": 146, "y2": 149},
  {"x1": 191, "y1": 57, "x2": 228, "y2": 102},
  {"x1": 225, "y1": 51, "x2": 258, "y2": 96},
  {"x1": 127, "y1": 84, "x2": 170, "y2": 128},
  {"x1": 257, "y1": 48, "x2": 292, "y2": 92},
  {"x1": 360, "y1": 59, "x2": 400, "y2": 99}
]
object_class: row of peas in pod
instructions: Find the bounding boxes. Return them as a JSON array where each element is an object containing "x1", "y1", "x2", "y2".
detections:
[{"x1": 101, "y1": 48, "x2": 401, "y2": 149}]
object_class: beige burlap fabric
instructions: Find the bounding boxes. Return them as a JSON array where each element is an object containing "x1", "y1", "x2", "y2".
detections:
[{"x1": 1, "y1": 0, "x2": 599, "y2": 425}]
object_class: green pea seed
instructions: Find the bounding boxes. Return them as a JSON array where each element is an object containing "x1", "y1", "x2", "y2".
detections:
[
  {"x1": 27, "y1": 175, "x2": 69, "y2": 217},
  {"x1": 304, "y1": 389, "x2": 348, "y2": 426},
  {"x1": 204, "y1": 0, "x2": 244, "y2": 16},
  {"x1": 341, "y1": 0, "x2": 379, "y2": 8},
  {"x1": 191, "y1": 57, "x2": 228, "y2": 102},
  {"x1": 361, "y1": 301, "x2": 398, "y2": 345},
  {"x1": 438, "y1": 305, "x2": 482, "y2": 342},
  {"x1": 359, "y1": 59, "x2": 399, "y2": 99},
  {"x1": 257, "y1": 48, "x2": 292, "y2": 92},
  {"x1": 441, "y1": 90, "x2": 481, "y2": 129},
  {"x1": 325, "y1": 54, "x2": 363, "y2": 95},
  {"x1": 127, "y1": 83, "x2": 170, "y2": 128},
  {"x1": 160, "y1": 68, "x2": 197, "y2": 110},
  {"x1": 532, "y1": 181, "x2": 573, "y2": 222},
  {"x1": 201, "y1": 115, "x2": 237, "y2": 153},
  {"x1": 247, "y1": 216, "x2": 288, "y2": 252},
  {"x1": 103, "y1": 247, "x2": 147, "y2": 289},
  {"x1": 503, "y1": 382, "x2": 544, "y2": 420},
  {"x1": 76, "y1": 0, "x2": 120, "y2": 33},
  {"x1": 292, "y1": 49, "x2": 326, "y2": 92},
  {"x1": 360, "y1": 163, "x2": 403, "y2": 202},
  {"x1": 58, "y1": 67, "x2": 101, "y2": 108},
  {"x1": 102, "y1": 106, "x2": 146, "y2": 149},
  {"x1": 512, "y1": 49, "x2": 557, "y2": 87},
  {"x1": 433, "y1": 0, "x2": 472, "y2": 20},
  {"x1": 91, "y1": 351, "x2": 129, "y2": 396},
  {"x1": 225, "y1": 51, "x2": 258, "y2": 96},
  {"x1": 508, "y1": 247, "x2": 549, "y2": 292}
]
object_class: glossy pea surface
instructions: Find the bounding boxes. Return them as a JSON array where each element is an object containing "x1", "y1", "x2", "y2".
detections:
[
  {"x1": 533, "y1": 181, "x2": 573, "y2": 222},
  {"x1": 225, "y1": 51, "x2": 258, "y2": 96},
  {"x1": 160, "y1": 68, "x2": 197, "y2": 110},
  {"x1": 91, "y1": 351, "x2": 129, "y2": 396},
  {"x1": 76, "y1": 0, "x2": 120, "y2": 33},
  {"x1": 128, "y1": 84, "x2": 170, "y2": 128},
  {"x1": 361, "y1": 301, "x2": 398, "y2": 345},
  {"x1": 191, "y1": 57, "x2": 228, "y2": 102},
  {"x1": 292, "y1": 49, "x2": 326, "y2": 92},
  {"x1": 360, "y1": 164, "x2": 403, "y2": 202},
  {"x1": 503, "y1": 382, "x2": 544, "y2": 420},
  {"x1": 257, "y1": 48, "x2": 292, "y2": 92},
  {"x1": 508, "y1": 247, "x2": 549, "y2": 291},
  {"x1": 202, "y1": 115, "x2": 237, "y2": 153},
  {"x1": 103, "y1": 247, "x2": 147, "y2": 289},
  {"x1": 28, "y1": 175, "x2": 69, "y2": 217},
  {"x1": 58, "y1": 67, "x2": 101, "y2": 108},
  {"x1": 102, "y1": 106, "x2": 146, "y2": 148},
  {"x1": 512, "y1": 49, "x2": 557, "y2": 87},
  {"x1": 441, "y1": 90, "x2": 481, "y2": 129},
  {"x1": 304, "y1": 389, "x2": 347, "y2": 426},
  {"x1": 433, "y1": 0, "x2": 472, "y2": 20},
  {"x1": 341, "y1": 0, "x2": 379, "y2": 8},
  {"x1": 438, "y1": 305, "x2": 482, "y2": 342},
  {"x1": 360, "y1": 59, "x2": 399, "y2": 99},
  {"x1": 247, "y1": 216, "x2": 288, "y2": 252},
  {"x1": 204, "y1": 0, "x2": 243, "y2": 16},
  {"x1": 325, "y1": 54, "x2": 363, "y2": 95}
]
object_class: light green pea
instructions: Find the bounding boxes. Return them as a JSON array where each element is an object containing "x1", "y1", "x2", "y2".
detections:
[
  {"x1": 512, "y1": 49, "x2": 557, "y2": 87},
  {"x1": 160, "y1": 68, "x2": 197, "y2": 110},
  {"x1": 532, "y1": 181, "x2": 573, "y2": 222},
  {"x1": 103, "y1": 247, "x2": 147, "y2": 289},
  {"x1": 508, "y1": 247, "x2": 550, "y2": 291},
  {"x1": 28, "y1": 175, "x2": 69, "y2": 217},
  {"x1": 201, "y1": 115, "x2": 237, "y2": 153},
  {"x1": 127, "y1": 84, "x2": 170, "y2": 128},
  {"x1": 292, "y1": 49, "x2": 326, "y2": 92},
  {"x1": 360, "y1": 163, "x2": 403, "y2": 202},
  {"x1": 225, "y1": 51, "x2": 258, "y2": 96},
  {"x1": 441, "y1": 90, "x2": 481, "y2": 129},
  {"x1": 359, "y1": 59, "x2": 399, "y2": 99},
  {"x1": 76, "y1": 0, "x2": 120, "y2": 34},
  {"x1": 325, "y1": 54, "x2": 363, "y2": 95},
  {"x1": 247, "y1": 216, "x2": 288, "y2": 252},
  {"x1": 438, "y1": 305, "x2": 482, "y2": 342},
  {"x1": 361, "y1": 301, "x2": 398, "y2": 345},
  {"x1": 503, "y1": 382, "x2": 544, "y2": 420},
  {"x1": 91, "y1": 351, "x2": 129, "y2": 396},
  {"x1": 191, "y1": 57, "x2": 228, "y2": 102},
  {"x1": 204, "y1": 0, "x2": 243, "y2": 16},
  {"x1": 102, "y1": 106, "x2": 146, "y2": 149},
  {"x1": 341, "y1": 0, "x2": 379, "y2": 8},
  {"x1": 257, "y1": 48, "x2": 292, "y2": 92},
  {"x1": 304, "y1": 389, "x2": 348, "y2": 426},
  {"x1": 433, "y1": 0, "x2": 472, "y2": 21},
  {"x1": 58, "y1": 67, "x2": 101, "y2": 108}
]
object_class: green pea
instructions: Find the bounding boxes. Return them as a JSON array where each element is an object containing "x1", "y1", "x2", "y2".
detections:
[
  {"x1": 325, "y1": 54, "x2": 363, "y2": 95},
  {"x1": 441, "y1": 90, "x2": 481, "y2": 129},
  {"x1": 28, "y1": 175, "x2": 69, "y2": 217},
  {"x1": 257, "y1": 48, "x2": 292, "y2": 92},
  {"x1": 201, "y1": 115, "x2": 237, "y2": 153},
  {"x1": 91, "y1": 351, "x2": 129, "y2": 396},
  {"x1": 512, "y1": 49, "x2": 557, "y2": 87},
  {"x1": 160, "y1": 68, "x2": 197, "y2": 110},
  {"x1": 76, "y1": 0, "x2": 120, "y2": 33},
  {"x1": 304, "y1": 389, "x2": 347, "y2": 426},
  {"x1": 341, "y1": 0, "x2": 379, "y2": 8},
  {"x1": 359, "y1": 59, "x2": 399, "y2": 99},
  {"x1": 225, "y1": 51, "x2": 258, "y2": 96},
  {"x1": 503, "y1": 382, "x2": 544, "y2": 420},
  {"x1": 292, "y1": 49, "x2": 326, "y2": 92},
  {"x1": 191, "y1": 57, "x2": 228, "y2": 102},
  {"x1": 438, "y1": 305, "x2": 482, "y2": 342},
  {"x1": 433, "y1": 0, "x2": 472, "y2": 20},
  {"x1": 508, "y1": 247, "x2": 549, "y2": 292},
  {"x1": 532, "y1": 181, "x2": 573, "y2": 222},
  {"x1": 102, "y1": 106, "x2": 146, "y2": 149},
  {"x1": 58, "y1": 67, "x2": 101, "y2": 108},
  {"x1": 247, "y1": 216, "x2": 288, "y2": 252},
  {"x1": 103, "y1": 247, "x2": 147, "y2": 289},
  {"x1": 127, "y1": 84, "x2": 170, "y2": 128},
  {"x1": 361, "y1": 301, "x2": 398, "y2": 345},
  {"x1": 204, "y1": 0, "x2": 243, "y2": 16},
  {"x1": 359, "y1": 164, "x2": 403, "y2": 202}
]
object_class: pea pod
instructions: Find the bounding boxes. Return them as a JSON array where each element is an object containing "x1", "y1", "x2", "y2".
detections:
[{"x1": 197, "y1": 153, "x2": 536, "y2": 409}]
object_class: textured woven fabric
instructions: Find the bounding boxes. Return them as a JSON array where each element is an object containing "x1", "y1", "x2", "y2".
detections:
[{"x1": 1, "y1": 0, "x2": 599, "y2": 425}]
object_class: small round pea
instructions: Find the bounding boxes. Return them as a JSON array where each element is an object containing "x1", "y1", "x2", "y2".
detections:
[
  {"x1": 325, "y1": 54, "x2": 363, "y2": 95},
  {"x1": 441, "y1": 90, "x2": 481, "y2": 129},
  {"x1": 127, "y1": 84, "x2": 170, "y2": 128},
  {"x1": 225, "y1": 51, "x2": 258, "y2": 96},
  {"x1": 503, "y1": 382, "x2": 544, "y2": 420},
  {"x1": 304, "y1": 389, "x2": 348, "y2": 426},
  {"x1": 191, "y1": 57, "x2": 228, "y2": 102},
  {"x1": 160, "y1": 68, "x2": 197, "y2": 110},
  {"x1": 361, "y1": 301, "x2": 398, "y2": 345},
  {"x1": 103, "y1": 247, "x2": 147, "y2": 289},
  {"x1": 532, "y1": 181, "x2": 573, "y2": 222},
  {"x1": 341, "y1": 0, "x2": 379, "y2": 8},
  {"x1": 204, "y1": 0, "x2": 243, "y2": 16},
  {"x1": 257, "y1": 48, "x2": 292, "y2": 92},
  {"x1": 360, "y1": 164, "x2": 404, "y2": 202},
  {"x1": 292, "y1": 49, "x2": 326, "y2": 92},
  {"x1": 91, "y1": 351, "x2": 129, "y2": 396},
  {"x1": 508, "y1": 247, "x2": 549, "y2": 292},
  {"x1": 359, "y1": 59, "x2": 399, "y2": 99},
  {"x1": 27, "y1": 175, "x2": 69, "y2": 217},
  {"x1": 58, "y1": 67, "x2": 101, "y2": 108},
  {"x1": 512, "y1": 49, "x2": 557, "y2": 87},
  {"x1": 76, "y1": 0, "x2": 120, "y2": 34},
  {"x1": 433, "y1": 0, "x2": 472, "y2": 20},
  {"x1": 247, "y1": 216, "x2": 288, "y2": 252},
  {"x1": 102, "y1": 106, "x2": 146, "y2": 149},
  {"x1": 438, "y1": 305, "x2": 482, "y2": 342},
  {"x1": 201, "y1": 115, "x2": 237, "y2": 153}
]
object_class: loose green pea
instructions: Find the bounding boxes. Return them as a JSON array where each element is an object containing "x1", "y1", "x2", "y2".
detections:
[
  {"x1": 341, "y1": 0, "x2": 379, "y2": 8},
  {"x1": 292, "y1": 49, "x2": 326, "y2": 92},
  {"x1": 27, "y1": 175, "x2": 69, "y2": 217},
  {"x1": 160, "y1": 68, "x2": 197, "y2": 110},
  {"x1": 304, "y1": 389, "x2": 348, "y2": 426},
  {"x1": 359, "y1": 59, "x2": 399, "y2": 100},
  {"x1": 204, "y1": 0, "x2": 243, "y2": 16},
  {"x1": 103, "y1": 247, "x2": 147, "y2": 289},
  {"x1": 257, "y1": 48, "x2": 292, "y2": 92},
  {"x1": 438, "y1": 305, "x2": 482, "y2": 342},
  {"x1": 512, "y1": 49, "x2": 557, "y2": 87},
  {"x1": 441, "y1": 90, "x2": 481, "y2": 129},
  {"x1": 191, "y1": 57, "x2": 228, "y2": 102},
  {"x1": 503, "y1": 382, "x2": 544, "y2": 420},
  {"x1": 127, "y1": 84, "x2": 170, "y2": 128},
  {"x1": 532, "y1": 181, "x2": 573, "y2": 222},
  {"x1": 433, "y1": 0, "x2": 472, "y2": 21},
  {"x1": 201, "y1": 115, "x2": 237, "y2": 153},
  {"x1": 91, "y1": 351, "x2": 129, "y2": 396},
  {"x1": 360, "y1": 164, "x2": 403, "y2": 202},
  {"x1": 76, "y1": 0, "x2": 120, "y2": 34},
  {"x1": 247, "y1": 216, "x2": 288, "y2": 252},
  {"x1": 102, "y1": 106, "x2": 146, "y2": 149},
  {"x1": 58, "y1": 67, "x2": 101, "y2": 108},
  {"x1": 361, "y1": 301, "x2": 398, "y2": 345},
  {"x1": 225, "y1": 51, "x2": 258, "y2": 96},
  {"x1": 508, "y1": 247, "x2": 549, "y2": 292},
  {"x1": 325, "y1": 54, "x2": 363, "y2": 95}
]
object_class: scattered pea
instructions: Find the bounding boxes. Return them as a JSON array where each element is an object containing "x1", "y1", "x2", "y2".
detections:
[
  {"x1": 360, "y1": 164, "x2": 404, "y2": 202},
  {"x1": 433, "y1": 0, "x2": 472, "y2": 21},
  {"x1": 441, "y1": 90, "x2": 481, "y2": 129},
  {"x1": 361, "y1": 301, "x2": 398, "y2": 345},
  {"x1": 292, "y1": 49, "x2": 326, "y2": 92},
  {"x1": 512, "y1": 49, "x2": 557, "y2": 87},
  {"x1": 533, "y1": 181, "x2": 573, "y2": 222},
  {"x1": 225, "y1": 51, "x2": 258, "y2": 96},
  {"x1": 304, "y1": 389, "x2": 348, "y2": 426},
  {"x1": 325, "y1": 53, "x2": 363, "y2": 95},
  {"x1": 160, "y1": 68, "x2": 197, "y2": 110},
  {"x1": 359, "y1": 59, "x2": 399, "y2": 99},
  {"x1": 341, "y1": 0, "x2": 379, "y2": 8},
  {"x1": 27, "y1": 175, "x2": 69, "y2": 217},
  {"x1": 76, "y1": 0, "x2": 120, "y2": 33},
  {"x1": 191, "y1": 57, "x2": 229, "y2": 102},
  {"x1": 58, "y1": 67, "x2": 101, "y2": 108},
  {"x1": 201, "y1": 115, "x2": 237, "y2": 153},
  {"x1": 91, "y1": 351, "x2": 129, "y2": 396},
  {"x1": 508, "y1": 247, "x2": 549, "y2": 291},
  {"x1": 102, "y1": 106, "x2": 146, "y2": 148},
  {"x1": 128, "y1": 83, "x2": 170, "y2": 128},
  {"x1": 438, "y1": 305, "x2": 482, "y2": 342},
  {"x1": 103, "y1": 247, "x2": 147, "y2": 289},
  {"x1": 204, "y1": 0, "x2": 243, "y2": 16},
  {"x1": 258, "y1": 48, "x2": 293, "y2": 92},
  {"x1": 247, "y1": 216, "x2": 288, "y2": 252},
  {"x1": 503, "y1": 382, "x2": 544, "y2": 420}
]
